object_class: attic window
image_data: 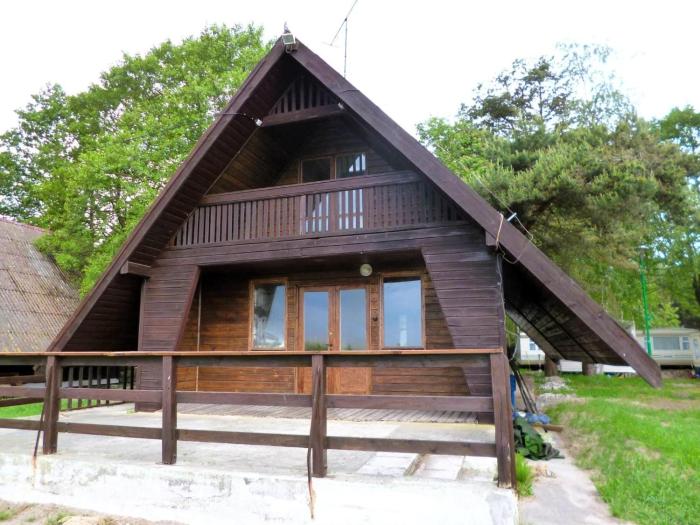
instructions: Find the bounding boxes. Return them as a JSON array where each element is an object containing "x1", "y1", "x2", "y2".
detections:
[
  {"x1": 336, "y1": 153, "x2": 367, "y2": 178},
  {"x1": 302, "y1": 157, "x2": 331, "y2": 183}
]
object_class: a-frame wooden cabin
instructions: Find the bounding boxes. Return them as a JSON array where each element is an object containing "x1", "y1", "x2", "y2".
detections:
[{"x1": 45, "y1": 37, "x2": 661, "y2": 485}]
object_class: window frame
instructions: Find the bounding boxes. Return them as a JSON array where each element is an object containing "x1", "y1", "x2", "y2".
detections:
[
  {"x1": 379, "y1": 272, "x2": 425, "y2": 350},
  {"x1": 248, "y1": 278, "x2": 288, "y2": 351},
  {"x1": 335, "y1": 151, "x2": 368, "y2": 179},
  {"x1": 298, "y1": 151, "x2": 367, "y2": 183},
  {"x1": 300, "y1": 155, "x2": 333, "y2": 183},
  {"x1": 297, "y1": 284, "x2": 371, "y2": 352}
]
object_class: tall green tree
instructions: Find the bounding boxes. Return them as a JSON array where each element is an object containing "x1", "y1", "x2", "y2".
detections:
[
  {"x1": 419, "y1": 46, "x2": 698, "y2": 328},
  {"x1": 0, "y1": 24, "x2": 269, "y2": 294}
]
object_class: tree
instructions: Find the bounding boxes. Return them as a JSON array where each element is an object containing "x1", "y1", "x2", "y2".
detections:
[
  {"x1": 419, "y1": 45, "x2": 698, "y2": 328},
  {"x1": 0, "y1": 24, "x2": 270, "y2": 294}
]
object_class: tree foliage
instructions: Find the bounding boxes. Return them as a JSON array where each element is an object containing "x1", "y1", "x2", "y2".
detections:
[
  {"x1": 419, "y1": 46, "x2": 700, "y2": 328},
  {"x1": 0, "y1": 24, "x2": 269, "y2": 294}
]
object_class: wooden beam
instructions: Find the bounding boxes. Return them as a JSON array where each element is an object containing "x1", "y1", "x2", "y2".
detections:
[
  {"x1": 42, "y1": 356, "x2": 60, "y2": 455},
  {"x1": 327, "y1": 394, "x2": 493, "y2": 413},
  {"x1": 176, "y1": 391, "x2": 312, "y2": 407},
  {"x1": 326, "y1": 437, "x2": 496, "y2": 457},
  {"x1": 177, "y1": 429, "x2": 308, "y2": 448},
  {"x1": 544, "y1": 356, "x2": 559, "y2": 377},
  {"x1": 261, "y1": 103, "x2": 343, "y2": 128},
  {"x1": 310, "y1": 354, "x2": 327, "y2": 477},
  {"x1": 161, "y1": 356, "x2": 177, "y2": 465},
  {"x1": 490, "y1": 352, "x2": 515, "y2": 488},
  {"x1": 199, "y1": 170, "x2": 419, "y2": 206},
  {"x1": 58, "y1": 388, "x2": 161, "y2": 404},
  {"x1": 57, "y1": 422, "x2": 161, "y2": 439},
  {"x1": 120, "y1": 261, "x2": 152, "y2": 278},
  {"x1": 0, "y1": 418, "x2": 42, "y2": 430}
]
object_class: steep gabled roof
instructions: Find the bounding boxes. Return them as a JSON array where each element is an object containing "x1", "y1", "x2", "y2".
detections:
[
  {"x1": 48, "y1": 39, "x2": 661, "y2": 386},
  {"x1": 0, "y1": 218, "x2": 78, "y2": 352}
]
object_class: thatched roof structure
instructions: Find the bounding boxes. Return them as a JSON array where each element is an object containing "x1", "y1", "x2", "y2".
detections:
[{"x1": 0, "y1": 218, "x2": 78, "y2": 352}]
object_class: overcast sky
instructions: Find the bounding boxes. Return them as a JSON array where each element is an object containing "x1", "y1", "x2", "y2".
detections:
[{"x1": 1, "y1": 0, "x2": 698, "y2": 136}]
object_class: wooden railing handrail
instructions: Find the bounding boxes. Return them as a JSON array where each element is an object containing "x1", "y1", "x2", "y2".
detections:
[
  {"x1": 0, "y1": 349, "x2": 515, "y2": 488},
  {"x1": 199, "y1": 170, "x2": 421, "y2": 206},
  {"x1": 0, "y1": 348, "x2": 500, "y2": 358}
]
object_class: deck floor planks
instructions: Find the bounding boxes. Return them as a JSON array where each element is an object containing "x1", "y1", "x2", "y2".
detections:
[{"x1": 176, "y1": 403, "x2": 477, "y2": 423}]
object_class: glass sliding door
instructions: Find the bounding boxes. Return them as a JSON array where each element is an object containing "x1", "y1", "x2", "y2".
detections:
[
  {"x1": 302, "y1": 290, "x2": 330, "y2": 351},
  {"x1": 339, "y1": 288, "x2": 367, "y2": 350}
]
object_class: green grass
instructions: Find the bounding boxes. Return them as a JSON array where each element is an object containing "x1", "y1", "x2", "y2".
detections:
[
  {"x1": 515, "y1": 452, "x2": 534, "y2": 497},
  {"x1": 546, "y1": 375, "x2": 700, "y2": 525},
  {"x1": 0, "y1": 400, "x2": 70, "y2": 419},
  {"x1": 0, "y1": 508, "x2": 14, "y2": 521},
  {"x1": 45, "y1": 512, "x2": 71, "y2": 525}
]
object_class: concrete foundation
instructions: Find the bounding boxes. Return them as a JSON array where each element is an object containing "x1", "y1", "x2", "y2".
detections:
[{"x1": 0, "y1": 405, "x2": 517, "y2": 525}]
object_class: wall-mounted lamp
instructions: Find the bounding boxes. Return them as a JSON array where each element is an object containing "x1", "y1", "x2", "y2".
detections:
[{"x1": 359, "y1": 263, "x2": 373, "y2": 277}]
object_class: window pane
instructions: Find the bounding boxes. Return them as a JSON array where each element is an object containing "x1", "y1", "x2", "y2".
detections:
[
  {"x1": 336, "y1": 153, "x2": 367, "y2": 178},
  {"x1": 340, "y1": 289, "x2": 367, "y2": 350},
  {"x1": 252, "y1": 284, "x2": 286, "y2": 348},
  {"x1": 652, "y1": 335, "x2": 681, "y2": 351},
  {"x1": 304, "y1": 291, "x2": 329, "y2": 351},
  {"x1": 302, "y1": 158, "x2": 331, "y2": 183},
  {"x1": 383, "y1": 278, "x2": 422, "y2": 347}
]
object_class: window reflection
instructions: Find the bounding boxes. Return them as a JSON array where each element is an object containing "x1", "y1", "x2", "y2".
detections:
[
  {"x1": 383, "y1": 278, "x2": 422, "y2": 348},
  {"x1": 252, "y1": 283, "x2": 286, "y2": 349},
  {"x1": 340, "y1": 289, "x2": 367, "y2": 350},
  {"x1": 304, "y1": 291, "x2": 329, "y2": 351}
]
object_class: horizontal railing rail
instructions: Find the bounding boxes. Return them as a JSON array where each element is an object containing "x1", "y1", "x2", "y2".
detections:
[
  {"x1": 0, "y1": 349, "x2": 513, "y2": 488},
  {"x1": 170, "y1": 171, "x2": 464, "y2": 248}
]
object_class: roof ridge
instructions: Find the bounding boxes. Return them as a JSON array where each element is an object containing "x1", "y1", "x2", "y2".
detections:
[{"x1": 0, "y1": 216, "x2": 46, "y2": 232}]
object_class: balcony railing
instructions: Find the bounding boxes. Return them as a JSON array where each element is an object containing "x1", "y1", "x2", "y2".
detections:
[{"x1": 170, "y1": 171, "x2": 464, "y2": 248}]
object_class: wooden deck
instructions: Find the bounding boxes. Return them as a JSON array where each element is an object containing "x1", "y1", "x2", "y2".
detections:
[{"x1": 177, "y1": 403, "x2": 477, "y2": 423}]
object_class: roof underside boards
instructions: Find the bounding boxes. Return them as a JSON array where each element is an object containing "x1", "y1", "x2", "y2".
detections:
[
  {"x1": 48, "y1": 39, "x2": 661, "y2": 387},
  {"x1": 0, "y1": 220, "x2": 78, "y2": 352}
]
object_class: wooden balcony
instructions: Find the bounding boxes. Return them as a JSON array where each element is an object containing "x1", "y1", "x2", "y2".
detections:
[{"x1": 170, "y1": 171, "x2": 464, "y2": 248}]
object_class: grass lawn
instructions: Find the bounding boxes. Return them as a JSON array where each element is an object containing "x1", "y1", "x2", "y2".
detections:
[
  {"x1": 0, "y1": 400, "x2": 69, "y2": 419},
  {"x1": 544, "y1": 374, "x2": 699, "y2": 525}
]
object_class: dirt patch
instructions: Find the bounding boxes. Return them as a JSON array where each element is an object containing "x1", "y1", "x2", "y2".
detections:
[
  {"x1": 661, "y1": 369, "x2": 695, "y2": 379},
  {"x1": 611, "y1": 397, "x2": 700, "y2": 411},
  {"x1": 0, "y1": 500, "x2": 181, "y2": 525}
]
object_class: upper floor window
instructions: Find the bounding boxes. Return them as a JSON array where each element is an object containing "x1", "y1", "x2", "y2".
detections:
[
  {"x1": 301, "y1": 157, "x2": 332, "y2": 183},
  {"x1": 252, "y1": 282, "x2": 286, "y2": 349},
  {"x1": 300, "y1": 152, "x2": 367, "y2": 182},
  {"x1": 336, "y1": 153, "x2": 367, "y2": 178}
]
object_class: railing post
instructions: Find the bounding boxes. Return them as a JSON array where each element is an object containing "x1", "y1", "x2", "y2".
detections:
[
  {"x1": 490, "y1": 352, "x2": 515, "y2": 488},
  {"x1": 42, "y1": 356, "x2": 61, "y2": 454},
  {"x1": 310, "y1": 354, "x2": 327, "y2": 477},
  {"x1": 161, "y1": 355, "x2": 177, "y2": 465}
]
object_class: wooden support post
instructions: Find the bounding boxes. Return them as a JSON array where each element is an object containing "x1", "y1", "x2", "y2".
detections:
[
  {"x1": 42, "y1": 356, "x2": 61, "y2": 455},
  {"x1": 490, "y1": 352, "x2": 516, "y2": 488},
  {"x1": 582, "y1": 362, "x2": 596, "y2": 376},
  {"x1": 161, "y1": 356, "x2": 177, "y2": 465},
  {"x1": 310, "y1": 354, "x2": 327, "y2": 477},
  {"x1": 544, "y1": 356, "x2": 559, "y2": 377}
]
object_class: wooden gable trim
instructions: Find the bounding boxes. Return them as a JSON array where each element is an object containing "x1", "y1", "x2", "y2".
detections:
[
  {"x1": 261, "y1": 104, "x2": 343, "y2": 128},
  {"x1": 120, "y1": 261, "x2": 152, "y2": 278}
]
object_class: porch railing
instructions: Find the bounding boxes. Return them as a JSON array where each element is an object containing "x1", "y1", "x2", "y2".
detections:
[
  {"x1": 0, "y1": 350, "x2": 514, "y2": 488},
  {"x1": 170, "y1": 171, "x2": 464, "y2": 247}
]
